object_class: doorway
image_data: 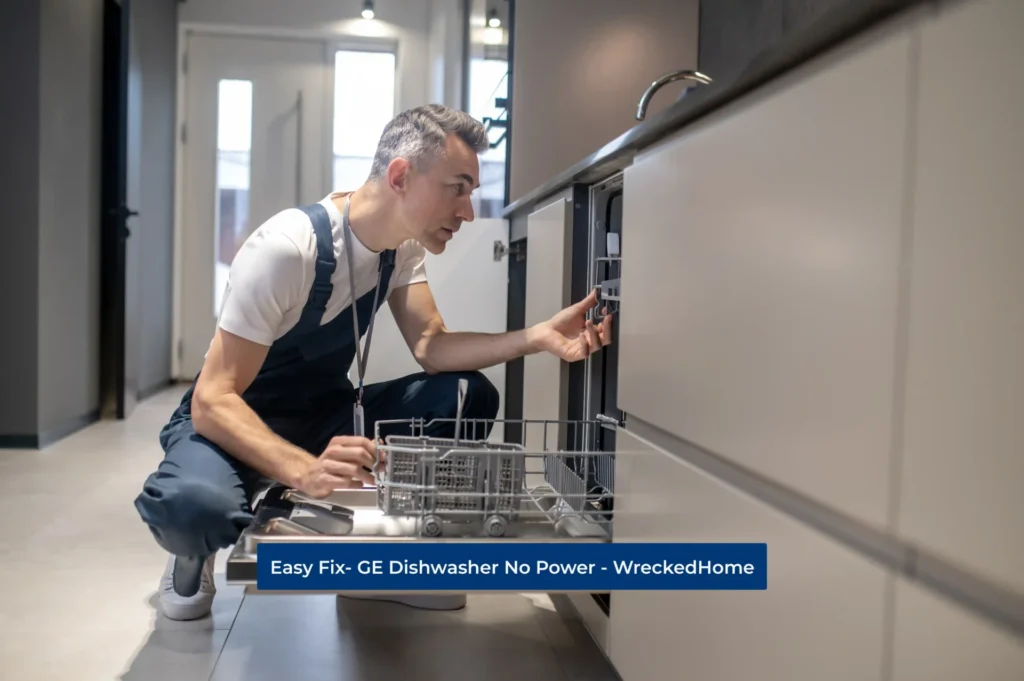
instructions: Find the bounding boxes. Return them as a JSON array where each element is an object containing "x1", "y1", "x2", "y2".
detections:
[
  {"x1": 100, "y1": 0, "x2": 144, "y2": 420},
  {"x1": 174, "y1": 31, "x2": 510, "y2": 412},
  {"x1": 176, "y1": 32, "x2": 400, "y2": 377},
  {"x1": 177, "y1": 33, "x2": 329, "y2": 376}
]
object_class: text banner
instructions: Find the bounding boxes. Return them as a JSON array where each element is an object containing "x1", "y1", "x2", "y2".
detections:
[{"x1": 256, "y1": 542, "x2": 767, "y2": 591}]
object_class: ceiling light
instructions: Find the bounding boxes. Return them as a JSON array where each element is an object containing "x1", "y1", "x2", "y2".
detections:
[
  {"x1": 487, "y1": 8, "x2": 501, "y2": 28},
  {"x1": 362, "y1": 0, "x2": 375, "y2": 20}
]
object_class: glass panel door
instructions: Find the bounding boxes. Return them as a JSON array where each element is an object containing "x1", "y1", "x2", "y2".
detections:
[
  {"x1": 178, "y1": 33, "x2": 328, "y2": 378},
  {"x1": 332, "y1": 49, "x2": 396, "y2": 191}
]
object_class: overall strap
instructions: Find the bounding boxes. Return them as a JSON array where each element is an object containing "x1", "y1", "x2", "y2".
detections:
[
  {"x1": 378, "y1": 249, "x2": 397, "y2": 290},
  {"x1": 295, "y1": 203, "x2": 336, "y2": 330}
]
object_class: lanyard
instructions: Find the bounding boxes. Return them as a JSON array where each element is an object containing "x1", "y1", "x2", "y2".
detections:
[{"x1": 339, "y1": 196, "x2": 384, "y2": 436}]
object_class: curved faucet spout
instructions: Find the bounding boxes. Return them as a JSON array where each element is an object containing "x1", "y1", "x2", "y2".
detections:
[{"x1": 636, "y1": 70, "x2": 712, "y2": 120}]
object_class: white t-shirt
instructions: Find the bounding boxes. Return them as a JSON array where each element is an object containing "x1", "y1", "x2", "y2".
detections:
[{"x1": 217, "y1": 193, "x2": 427, "y2": 347}]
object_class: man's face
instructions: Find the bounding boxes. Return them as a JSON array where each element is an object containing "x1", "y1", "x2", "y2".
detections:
[{"x1": 393, "y1": 134, "x2": 480, "y2": 254}]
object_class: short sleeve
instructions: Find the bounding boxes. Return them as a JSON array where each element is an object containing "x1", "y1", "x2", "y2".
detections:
[
  {"x1": 390, "y1": 240, "x2": 429, "y2": 290},
  {"x1": 217, "y1": 230, "x2": 309, "y2": 346}
]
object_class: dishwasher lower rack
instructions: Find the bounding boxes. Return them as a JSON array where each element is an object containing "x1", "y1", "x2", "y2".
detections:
[
  {"x1": 371, "y1": 416, "x2": 616, "y2": 539},
  {"x1": 224, "y1": 416, "x2": 620, "y2": 584}
]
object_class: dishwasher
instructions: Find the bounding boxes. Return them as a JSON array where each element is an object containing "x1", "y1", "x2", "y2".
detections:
[
  {"x1": 225, "y1": 174, "x2": 627, "y2": 594},
  {"x1": 224, "y1": 409, "x2": 617, "y2": 585}
]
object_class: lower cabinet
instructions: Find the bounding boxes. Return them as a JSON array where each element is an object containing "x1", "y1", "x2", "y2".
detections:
[
  {"x1": 616, "y1": 19, "x2": 915, "y2": 531},
  {"x1": 522, "y1": 195, "x2": 572, "y2": 453},
  {"x1": 608, "y1": 427, "x2": 890, "y2": 681},
  {"x1": 891, "y1": 579, "x2": 1024, "y2": 681}
]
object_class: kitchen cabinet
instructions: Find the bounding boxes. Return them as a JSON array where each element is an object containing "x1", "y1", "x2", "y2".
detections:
[
  {"x1": 895, "y1": 0, "x2": 1024, "y2": 597},
  {"x1": 607, "y1": 427, "x2": 890, "y2": 681},
  {"x1": 522, "y1": 195, "x2": 573, "y2": 452},
  {"x1": 891, "y1": 578, "x2": 1024, "y2": 681},
  {"x1": 616, "y1": 20, "x2": 915, "y2": 530}
]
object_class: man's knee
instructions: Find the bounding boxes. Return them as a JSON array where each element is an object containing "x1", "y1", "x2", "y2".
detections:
[
  {"x1": 135, "y1": 473, "x2": 252, "y2": 557},
  {"x1": 451, "y1": 370, "x2": 500, "y2": 420}
]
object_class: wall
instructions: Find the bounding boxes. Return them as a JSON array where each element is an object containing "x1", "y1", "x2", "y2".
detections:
[
  {"x1": 508, "y1": 0, "x2": 700, "y2": 204},
  {"x1": 427, "y1": 0, "x2": 465, "y2": 107},
  {"x1": 698, "y1": 0, "x2": 850, "y2": 84},
  {"x1": 0, "y1": 1, "x2": 41, "y2": 441},
  {"x1": 178, "y1": 0, "x2": 433, "y2": 112},
  {"x1": 0, "y1": 0, "x2": 179, "y2": 447},
  {"x1": 37, "y1": 0, "x2": 105, "y2": 436},
  {"x1": 137, "y1": 0, "x2": 180, "y2": 397}
]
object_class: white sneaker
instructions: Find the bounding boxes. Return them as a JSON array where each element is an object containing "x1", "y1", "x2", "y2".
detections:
[
  {"x1": 339, "y1": 593, "x2": 467, "y2": 611},
  {"x1": 159, "y1": 554, "x2": 216, "y2": 621}
]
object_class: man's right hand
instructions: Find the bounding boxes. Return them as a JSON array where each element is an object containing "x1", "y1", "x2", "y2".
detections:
[{"x1": 296, "y1": 436, "x2": 379, "y2": 499}]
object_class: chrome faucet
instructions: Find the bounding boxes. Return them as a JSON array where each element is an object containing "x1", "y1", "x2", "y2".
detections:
[{"x1": 635, "y1": 70, "x2": 713, "y2": 120}]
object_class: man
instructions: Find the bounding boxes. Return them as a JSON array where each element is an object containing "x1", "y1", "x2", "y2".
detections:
[{"x1": 135, "y1": 104, "x2": 613, "y2": 621}]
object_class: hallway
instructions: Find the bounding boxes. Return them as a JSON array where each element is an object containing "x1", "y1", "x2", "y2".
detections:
[{"x1": 0, "y1": 388, "x2": 617, "y2": 680}]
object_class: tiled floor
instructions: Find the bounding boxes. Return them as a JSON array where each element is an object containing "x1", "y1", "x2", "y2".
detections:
[{"x1": 0, "y1": 386, "x2": 619, "y2": 680}]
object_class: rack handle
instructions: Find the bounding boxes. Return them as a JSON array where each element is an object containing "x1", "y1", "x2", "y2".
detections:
[{"x1": 453, "y1": 377, "x2": 469, "y2": 446}]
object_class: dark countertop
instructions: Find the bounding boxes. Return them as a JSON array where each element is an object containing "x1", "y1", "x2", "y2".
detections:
[{"x1": 502, "y1": 0, "x2": 931, "y2": 219}]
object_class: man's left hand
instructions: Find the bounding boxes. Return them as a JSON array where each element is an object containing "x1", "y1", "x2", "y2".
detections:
[{"x1": 530, "y1": 289, "x2": 613, "y2": 362}]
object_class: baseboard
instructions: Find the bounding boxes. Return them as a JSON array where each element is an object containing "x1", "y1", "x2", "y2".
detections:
[
  {"x1": 0, "y1": 434, "x2": 39, "y2": 449},
  {"x1": 0, "y1": 409, "x2": 101, "y2": 450}
]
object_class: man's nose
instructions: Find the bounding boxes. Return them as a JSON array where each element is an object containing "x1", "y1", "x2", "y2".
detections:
[{"x1": 456, "y1": 197, "x2": 475, "y2": 222}]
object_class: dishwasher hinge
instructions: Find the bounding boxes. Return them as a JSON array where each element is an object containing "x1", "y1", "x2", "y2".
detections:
[{"x1": 494, "y1": 240, "x2": 526, "y2": 262}]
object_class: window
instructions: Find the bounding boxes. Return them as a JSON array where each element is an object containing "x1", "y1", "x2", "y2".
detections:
[
  {"x1": 465, "y1": 0, "x2": 509, "y2": 217},
  {"x1": 467, "y1": 59, "x2": 508, "y2": 217},
  {"x1": 214, "y1": 78, "x2": 252, "y2": 317},
  {"x1": 332, "y1": 49, "x2": 396, "y2": 191}
]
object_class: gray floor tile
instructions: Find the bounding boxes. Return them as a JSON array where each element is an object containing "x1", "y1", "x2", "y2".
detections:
[
  {"x1": 213, "y1": 593, "x2": 572, "y2": 681},
  {"x1": 120, "y1": 629, "x2": 230, "y2": 681},
  {"x1": 210, "y1": 594, "x2": 369, "y2": 681},
  {"x1": 534, "y1": 595, "x2": 621, "y2": 681},
  {"x1": 350, "y1": 624, "x2": 571, "y2": 681}
]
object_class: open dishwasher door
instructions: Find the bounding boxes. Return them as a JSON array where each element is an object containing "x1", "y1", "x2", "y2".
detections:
[{"x1": 225, "y1": 384, "x2": 618, "y2": 588}]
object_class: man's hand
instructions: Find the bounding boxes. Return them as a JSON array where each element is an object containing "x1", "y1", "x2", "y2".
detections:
[
  {"x1": 530, "y1": 289, "x2": 613, "y2": 362},
  {"x1": 295, "y1": 436, "x2": 379, "y2": 499}
]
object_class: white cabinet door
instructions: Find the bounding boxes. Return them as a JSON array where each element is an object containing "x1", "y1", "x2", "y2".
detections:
[
  {"x1": 522, "y1": 196, "x2": 572, "y2": 451},
  {"x1": 891, "y1": 578, "x2": 1024, "y2": 681},
  {"x1": 896, "y1": 0, "x2": 1024, "y2": 597},
  {"x1": 617, "y1": 23, "x2": 914, "y2": 530},
  {"x1": 608, "y1": 428, "x2": 890, "y2": 681}
]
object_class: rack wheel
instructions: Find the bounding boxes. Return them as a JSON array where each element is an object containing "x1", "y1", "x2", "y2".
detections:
[
  {"x1": 422, "y1": 516, "x2": 442, "y2": 537},
  {"x1": 484, "y1": 515, "x2": 507, "y2": 537}
]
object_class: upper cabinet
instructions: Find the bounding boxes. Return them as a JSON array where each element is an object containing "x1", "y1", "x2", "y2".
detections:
[
  {"x1": 617, "y1": 21, "x2": 916, "y2": 530},
  {"x1": 508, "y1": 0, "x2": 700, "y2": 204},
  {"x1": 896, "y1": 0, "x2": 1024, "y2": 597}
]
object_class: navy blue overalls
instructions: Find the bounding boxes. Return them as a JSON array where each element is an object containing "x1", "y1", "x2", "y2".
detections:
[{"x1": 134, "y1": 202, "x2": 499, "y2": 565}]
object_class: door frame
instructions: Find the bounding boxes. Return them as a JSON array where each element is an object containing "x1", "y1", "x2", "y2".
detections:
[
  {"x1": 99, "y1": 0, "x2": 143, "y2": 419},
  {"x1": 170, "y1": 24, "x2": 399, "y2": 379}
]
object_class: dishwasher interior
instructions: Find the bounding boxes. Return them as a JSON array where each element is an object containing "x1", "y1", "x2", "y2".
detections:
[{"x1": 567, "y1": 173, "x2": 625, "y2": 614}]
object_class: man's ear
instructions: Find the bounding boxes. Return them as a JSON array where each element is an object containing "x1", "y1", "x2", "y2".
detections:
[{"x1": 386, "y1": 158, "x2": 411, "y2": 194}]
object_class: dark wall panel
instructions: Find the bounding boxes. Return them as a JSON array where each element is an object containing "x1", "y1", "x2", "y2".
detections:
[{"x1": 0, "y1": 1, "x2": 42, "y2": 441}]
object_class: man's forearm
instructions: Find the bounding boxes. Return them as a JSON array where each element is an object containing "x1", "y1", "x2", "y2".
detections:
[
  {"x1": 192, "y1": 391, "x2": 313, "y2": 488},
  {"x1": 418, "y1": 326, "x2": 541, "y2": 374}
]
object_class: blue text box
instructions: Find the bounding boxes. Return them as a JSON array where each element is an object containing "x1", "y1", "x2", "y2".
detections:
[{"x1": 256, "y1": 542, "x2": 767, "y2": 591}]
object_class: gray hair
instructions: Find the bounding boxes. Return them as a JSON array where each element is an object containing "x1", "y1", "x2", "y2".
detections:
[{"x1": 368, "y1": 104, "x2": 489, "y2": 180}]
